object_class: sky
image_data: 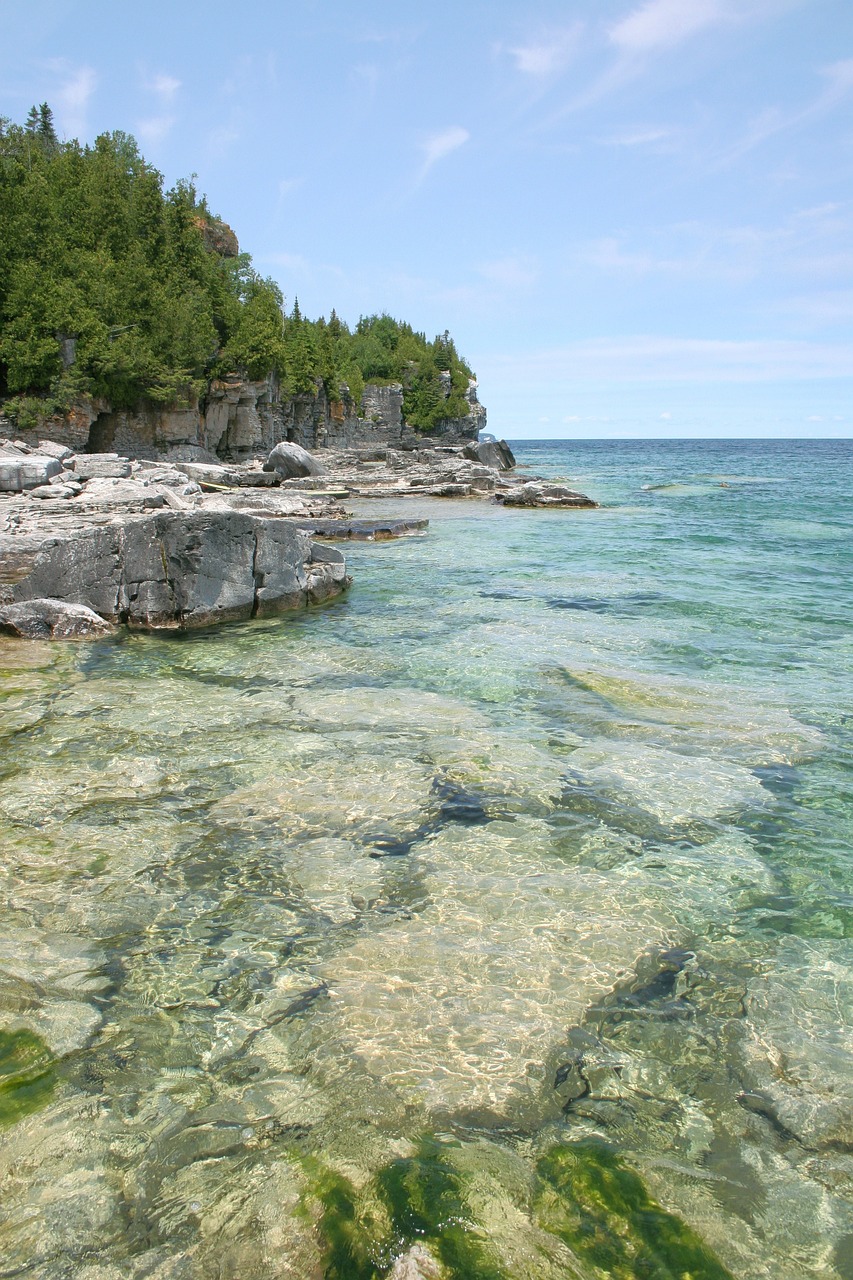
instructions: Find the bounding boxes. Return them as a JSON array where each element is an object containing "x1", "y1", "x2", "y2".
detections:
[{"x1": 1, "y1": 0, "x2": 852, "y2": 439}]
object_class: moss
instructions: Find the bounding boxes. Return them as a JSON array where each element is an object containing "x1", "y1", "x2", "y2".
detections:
[
  {"x1": 0, "y1": 1028, "x2": 56, "y2": 1127},
  {"x1": 535, "y1": 1140, "x2": 734, "y2": 1280}
]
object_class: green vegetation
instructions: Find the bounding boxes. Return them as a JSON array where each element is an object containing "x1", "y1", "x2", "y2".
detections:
[
  {"x1": 0, "y1": 1028, "x2": 56, "y2": 1126},
  {"x1": 298, "y1": 1136, "x2": 735, "y2": 1279},
  {"x1": 535, "y1": 1140, "x2": 734, "y2": 1279},
  {"x1": 0, "y1": 107, "x2": 474, "y2": 432}
]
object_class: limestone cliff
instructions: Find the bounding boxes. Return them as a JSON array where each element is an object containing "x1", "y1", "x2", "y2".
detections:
[{"x1": 2, "y1": 373, "x2": 486, "y2": 462}]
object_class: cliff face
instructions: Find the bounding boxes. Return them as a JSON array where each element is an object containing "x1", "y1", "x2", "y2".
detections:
[{"x1": 3, "y1": 375, "x2": 486, "y2": 460}]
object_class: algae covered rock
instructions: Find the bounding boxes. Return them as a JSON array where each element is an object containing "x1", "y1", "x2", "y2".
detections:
[{"x1": 0, "y1": 1028, "x2": 56, "y2": 1127}]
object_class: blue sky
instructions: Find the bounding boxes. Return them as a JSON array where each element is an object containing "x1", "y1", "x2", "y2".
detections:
[{"x1": 2, "y1": 0, "x2": 852, "y2": 438}]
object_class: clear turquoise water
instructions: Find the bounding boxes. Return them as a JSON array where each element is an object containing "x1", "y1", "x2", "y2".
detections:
[{"x1": 0, "y1": 439, "x2": 851, "y2": 1278}]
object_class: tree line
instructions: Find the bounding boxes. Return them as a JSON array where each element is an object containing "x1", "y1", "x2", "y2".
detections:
[{"x1": 0, "y1": 105, "x2": 474, "y2": 432}]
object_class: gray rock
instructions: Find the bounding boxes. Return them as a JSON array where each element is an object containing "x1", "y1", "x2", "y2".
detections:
[
  {"x1": 8, "y1": 510, "x2": 349, "y2": 630},
  {"x1": 0, "y1": 454, "x2": 63, "y2": 492},
  {"x1": 264, "y1": 441, "x2": 326, "y2": 479},
  {"x1": 463, "y1": 438, "x2": 516, "y2": 471},
  {"x1": 0, "y1": 598, "x2": 118, "y2": 639},
  {"x1": 28, "y1": 484, "x2": 80, "y2": 500},
  {"x1": 37, "y1": 440, "x2": 75, "y2": 462},
  {"x1": 70, "y1": 454, "x2": 132, "y2": 480},
  {"x1": 173, "y1": 461, "x2": 243, "y2": 487},
  {"x1": 497, "y1": 481, "x2": 597, "y2": 509}
]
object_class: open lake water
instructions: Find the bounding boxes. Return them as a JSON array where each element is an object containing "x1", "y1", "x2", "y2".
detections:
[{"x1": 0, "y1": 438, "x2": 851, "y2": 1278}]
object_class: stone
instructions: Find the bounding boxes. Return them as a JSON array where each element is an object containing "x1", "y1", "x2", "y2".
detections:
[
  {"x1": 0, "y1": 454, "x2": 63, "y2": 492},
  {"x1": 69, "y1": 454, "x2": 132, "y2": 480},
  {"x1": 264, "y1": 440, "x2": 326, "y2": 479},
  {"x1": 496, "y1": 481, "x2": 597, "y2": 509},
  {"x1": 388, "y1": 1243, "x2": 443, "y2": 1279},
  {"x1": 37, "y1": 441, "x2": 75, "y2": 462},
  {"x1": 7, "y1": 510, "x2": 349, "y2": 630},
  {"x1": 172, "y1": 461, "x2": 243, "y2": 487},
  {"x1": 0, "y1": 599, "x2": 118, "y2": 640},
  {"x1": 28, "y1": 484, "x2": 80, "y2": 500},
  {"x1": 463, "y1": 438, "x2": 516, "y2": 471}
]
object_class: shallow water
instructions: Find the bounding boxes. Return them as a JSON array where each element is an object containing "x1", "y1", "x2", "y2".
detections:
[{"x1": 0, "y1": 438, "x2": 851, "y2": 1278}]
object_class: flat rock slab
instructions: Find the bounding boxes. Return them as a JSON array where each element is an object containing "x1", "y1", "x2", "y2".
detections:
[
  {"x1": 0, "y1": 598, "x2": 118, "y2": 640},
  {"x1": 0, "y1": 454, "x2": 63, "y2": 492},
  {"x1": 294, "y1": 518, "x2": 429, "y2": 540},
  {"x1": 497, "y1": 482, "x2": 597, "y2": 508}
]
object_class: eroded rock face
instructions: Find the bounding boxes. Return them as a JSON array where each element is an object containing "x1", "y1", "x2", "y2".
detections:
[{"x1": 7, "y1": 511, "x2": 349, "y2": 631}]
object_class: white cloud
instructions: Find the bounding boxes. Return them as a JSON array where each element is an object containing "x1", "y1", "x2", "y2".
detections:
[
  {"x1": 508, "y1": 26, "x2": 582, "y2": 78},
  {"x1": 660, "y1": 411, "x2": 672, "y2": 419},
  {"x1": 609, "y1": 0, "x2": 727, "y2": 54},
  {"x1": 419, "y1": 125, "x2": 470, "y2": 177},
  {"x1": 50, "y1": 64, "x2": 96, "y2": 139},
  {"x1": 604, "y1": 127, "x2": 673, "y2": 146},
  {"x1": 149, "y1": 73, "x2": 181, "y2": 101}
]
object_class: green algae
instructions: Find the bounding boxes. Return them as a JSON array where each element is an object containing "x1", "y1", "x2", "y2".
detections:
[
  {"x1": 0, "y1": 1028, "x2": 56, "y2": 1126},
  {"x1": 535, "y1": 1140, "x2": 734, "y2": 1280},
  {"x1": 304, "y1": 1138, "x2": 510, "y2": 1279},
  {"x1": 377, "y1": 1137, "x2": 508, "y2": 1280}
]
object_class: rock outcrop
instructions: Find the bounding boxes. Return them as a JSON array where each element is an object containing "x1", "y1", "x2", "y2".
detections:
[
  {"x1": 2, "y1": 373, "x2": 488, "y2": 463},
  {"x1": 4, "y1": 510, "x2": 349, "y2": 631}
]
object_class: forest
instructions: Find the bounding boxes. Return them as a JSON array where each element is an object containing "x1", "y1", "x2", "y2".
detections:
[{"x1": 0, "y1": 105, "x2": 474, "y2": 432}]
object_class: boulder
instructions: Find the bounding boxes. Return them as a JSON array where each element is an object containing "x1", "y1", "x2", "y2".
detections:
[
  {"x1": 37, "y1": 441, "x2": 75, "y2": 463},
  {"x1": 496, "y1": 481, "x2": 597, "y2": 509},
  {"x1": 0, "y1": 598, "x2": 118, "y2": 640},
  {"x1": 0, "y1": 454, "x2": 63, "y2": 492},
  {"x1": 28, "y1": 484, "x2": 81, "y2": 500},
  {"x1": 69, "y1": 454, "x2": 132, "y2": 480},
  {"x1": 7, "y1": 510, "x2": 349, "y2": 630},
  {"x1": 264, "y1": 441, "x2": 326, "y2": 479},
  {"x1": 462, "y1": 438, "x2": 516, "y2": 471}
]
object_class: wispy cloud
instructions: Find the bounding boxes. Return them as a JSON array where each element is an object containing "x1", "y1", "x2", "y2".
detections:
[
  {"x1": 49, "y1": 62, "x2": 96, "y2": 139},
  {"x1": 603, "y1": 126, "x2": 674, "y2": 147},
  {"x1": 136, "y1": 116, "x2": 175, "y2": 146},
  {"x1": 148, "y1": 72, "x2": 181, "y2": 101},
  {"x1": 507, "y1": 25, "x2": 582, "y2": 78},
  {"x1": 478, "y1": 255, "x2": 539, "y2": 289},
  {"x1": 609, "y1": 0, "x2": 727, "y2": 54},
  {"x1": 726, "y1": 57, "x2": 853, "y2": 159},
  {"x1": 418, "y1": 125, "x2": 470, "y2": 179},
  {"x1": 490, "y1": 336, "x2": 853, "y2": 383}
]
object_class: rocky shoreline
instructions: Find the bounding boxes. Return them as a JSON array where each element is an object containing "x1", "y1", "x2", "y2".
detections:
[{"x1": 0, "y1": 436, "x2": 596, "y2": 638}]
